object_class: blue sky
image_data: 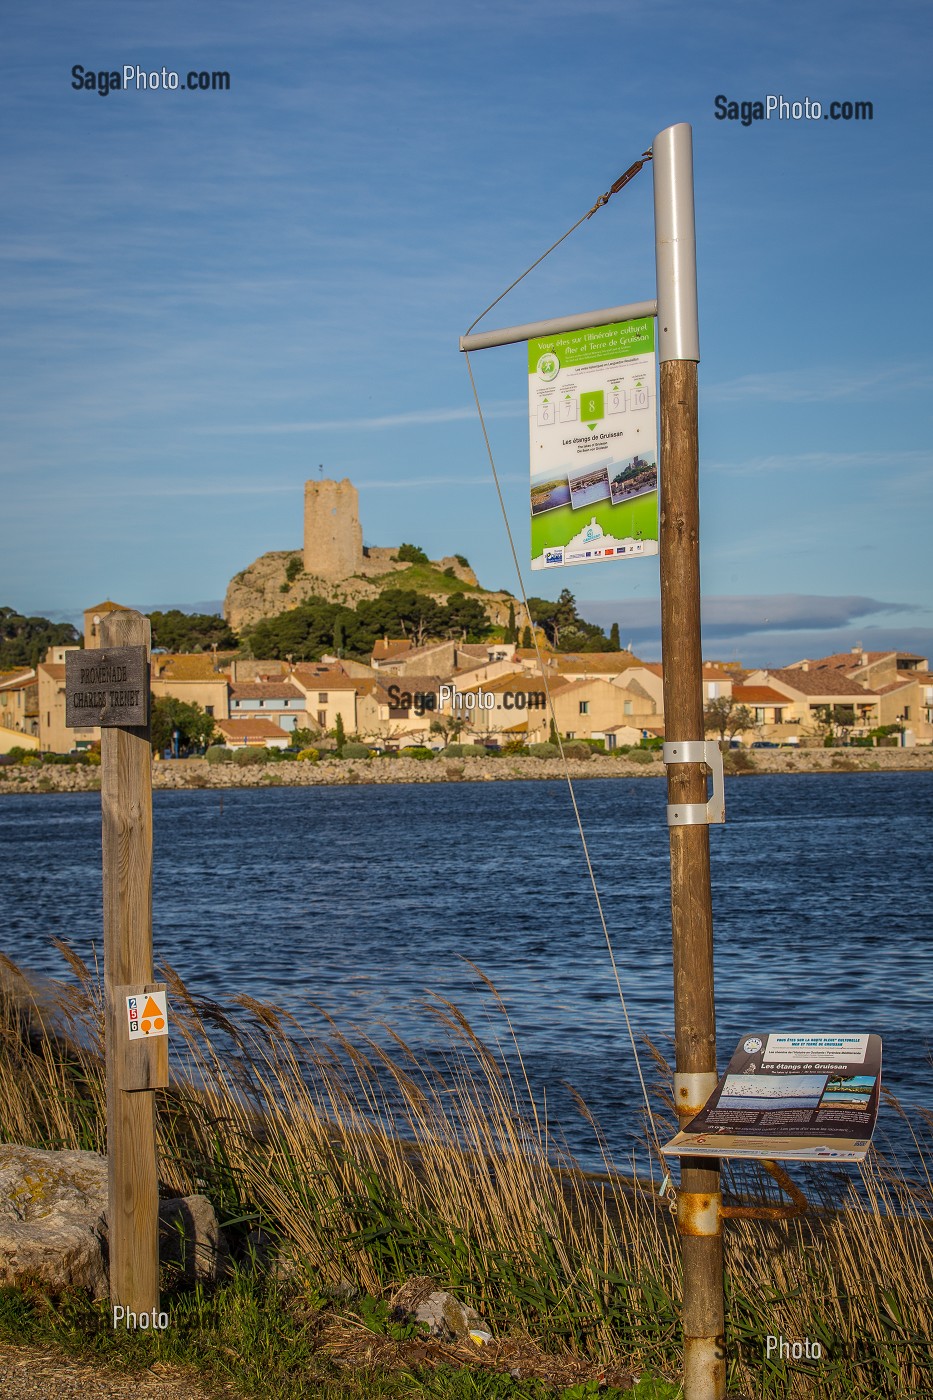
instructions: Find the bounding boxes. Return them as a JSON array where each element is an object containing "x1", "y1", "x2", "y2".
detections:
[{"x1": 2, "y1": 0, "x2": 931, "y2": 665}]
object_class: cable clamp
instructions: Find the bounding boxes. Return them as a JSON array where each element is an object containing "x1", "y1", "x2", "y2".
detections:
[{"x1": 662, "y1": 740, "x2": 725, "y2": 826}]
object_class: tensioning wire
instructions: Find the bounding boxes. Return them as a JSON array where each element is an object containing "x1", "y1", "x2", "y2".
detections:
[{"x1": 462, "y1": 149, "x2": 666, "y2": 1169}]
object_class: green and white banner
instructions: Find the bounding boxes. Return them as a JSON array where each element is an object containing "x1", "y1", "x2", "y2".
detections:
[{"x1": 529, "y1": 317, "x2": 658, "y2": 571}]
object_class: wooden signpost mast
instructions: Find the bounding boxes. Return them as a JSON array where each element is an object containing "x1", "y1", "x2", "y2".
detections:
[
  {"x1": 654, "y1": 124, "x2": 726, "y2": 1400},
  {"x1": 98, "y1": 609, "x2": 163, "y2": 1315},
  {"x1": 67, "y1": 610, "x2": 163, "y2": 1311}
]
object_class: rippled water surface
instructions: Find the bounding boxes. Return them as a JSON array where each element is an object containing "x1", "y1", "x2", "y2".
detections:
[{"x1": 2, "y1": 773, "x2": 931, "y2": 1170}]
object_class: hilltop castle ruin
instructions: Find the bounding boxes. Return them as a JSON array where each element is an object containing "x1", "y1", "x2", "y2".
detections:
[
  {"x1": 224, "y1": 474, "x2": 513, "y2": 634},
  {"x1": 303, "y1": 477, "x2": 364, "y2": 578}
]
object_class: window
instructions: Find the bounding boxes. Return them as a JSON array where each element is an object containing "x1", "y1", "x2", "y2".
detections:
[
  {"x1": 579, "y1": 701, "x2": 589, "y2": 715},
  {"x1": 623, "y1": 699, "x2": 633, "y2": 716},
  {"x1": 205, "y1": 706, "x2": 214, "y2": 717},
  {"x1": 903, "y1": 706, "x2": 911, "y2": 721},
  {"x1": 258, "y1": 700, "x2": 264, "y2": 707},
  {"x1": 606, "y1": 734, "x2": 616, "y2": 750},
  {"x1": 566, "y1": 731, "x2": 576, "y2": 739},
  {"x1": 318, "y1": 692, "x2": 328, "y2": 703},
  {"x1": 317, "y1": 710, "x2": 327, "y2": 727}
]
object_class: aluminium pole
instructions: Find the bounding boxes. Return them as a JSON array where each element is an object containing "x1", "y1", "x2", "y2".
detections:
[{"x1": 654, "y1": 123, "x2": 726, "y2": 1400}]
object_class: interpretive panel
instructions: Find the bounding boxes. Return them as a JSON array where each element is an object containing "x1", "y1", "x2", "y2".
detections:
[
  {"x1": 529, "y1": 317, "x2": 658, "y2": 571},
  {"x1": 661, "y1": 1033, "x2": 882, "y2": 1162}
]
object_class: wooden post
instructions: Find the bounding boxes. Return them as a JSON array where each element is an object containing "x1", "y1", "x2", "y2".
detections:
[
  {"x1": 100, "y1": 609, "x2": 160, "y2": 1315},
  {"x1": 654, "y1": 124, "x2": 726, "y2": 1400}
]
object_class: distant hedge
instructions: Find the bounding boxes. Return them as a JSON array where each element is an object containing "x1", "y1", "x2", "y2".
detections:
[
  {"x1": 205, "y1": 746, "x2": 232, "y2": 765},
  {"x1": 233, "y1": 746, "x2": 269, "y2": 766},
  {"x1": 528, "y1": 742, "x2": 559, "y2": 758}
]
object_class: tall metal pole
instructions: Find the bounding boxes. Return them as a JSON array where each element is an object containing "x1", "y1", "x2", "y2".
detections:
[{"x1": 654, "y1": 123, "x2": 726, "y2": 1400}]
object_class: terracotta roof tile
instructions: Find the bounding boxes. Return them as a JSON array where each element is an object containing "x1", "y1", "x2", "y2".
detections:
[{"x1": 229, "y1": 681, "x2": 305, "y2": 701}]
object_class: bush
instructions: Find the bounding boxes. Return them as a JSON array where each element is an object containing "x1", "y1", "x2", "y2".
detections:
[
  {"x1": 441, "y1": 744, "x2": 466, "y2": 757},
  {"x1": 528, "y1": 742, "x2": 559, "y2": 758},
  {"x1": 502, "y1": 740, "x2": 528, "y2": 755},
  {"x1": 563, "y1": 741, "x2": 592, "y2": 761},
  {"x1": 233, "y1": 746, "x2": 269, "y2": 766},
  {"x1": 21, "y1": 755, "x2": 42, "y2": 767},
  {"x1": 723, "y1": 748, "x2": 756, "y2": 773},
  {"x1": 296, "y1": 747, "x2": 320, "y2": 762},
  {"x1": 395, "y1": 543, "x2": 429, "y2": 565},
  {"x1": 627, "y1": 749, "x2": 655, "y2": 764},
  {"x1": 459, "y1": 743, "x2": 487, "y2": 757},
  {"x1": 284, "y1": 554, "x2": 303, "y2": 583},
  {"x1": 205, "y1": 745, "x2": 232, "y2": 765},
  {"x1": 341, "y1": 742, "x2": 371, "y2": 758},
  {"x1": 400, "y1": 746, "x2": 434, "y2": 760},
  {"x1": 6, "y1": 746, "x2": 32, "y2": 762}
]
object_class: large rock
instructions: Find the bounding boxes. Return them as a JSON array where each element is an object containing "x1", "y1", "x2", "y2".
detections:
[
  {"x1": 0, "y1": 1145, "x2": 109, "y2": 1297},
  {"x1": 0, "y1": 1145, "x2": 228, "y2": 1295}
]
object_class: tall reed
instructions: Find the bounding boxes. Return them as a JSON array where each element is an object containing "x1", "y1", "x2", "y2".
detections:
[{"x1": 1, "y1": 945, "x2": 930, "y2": 1397}]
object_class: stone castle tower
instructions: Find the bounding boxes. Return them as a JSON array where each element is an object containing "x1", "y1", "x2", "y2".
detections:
[{"x1": 303, "y1": 477, "x2": 364, "y2": 578}]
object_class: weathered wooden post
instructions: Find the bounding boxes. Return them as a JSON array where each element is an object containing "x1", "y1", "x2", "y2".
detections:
[
  {"x1": 654, "y1": 123, "x2": 726, "y2": 1400},
  {"x1": 67, "y1": 608, "x2": 166, "y2": 1314}
]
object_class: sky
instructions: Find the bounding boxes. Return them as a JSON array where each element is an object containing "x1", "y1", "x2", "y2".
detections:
[{"x1": 2, "y1": 0, "x2": 931, "y2": 666}]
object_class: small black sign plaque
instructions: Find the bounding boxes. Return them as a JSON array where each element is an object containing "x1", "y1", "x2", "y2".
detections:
[{"x1": 65, "y1": 646, "x2": 149, "y2": 729}]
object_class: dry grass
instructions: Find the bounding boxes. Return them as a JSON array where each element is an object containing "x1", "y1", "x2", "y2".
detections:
[{"x1": 1, "y1": 945, "x2": 931, "y2": 1397}]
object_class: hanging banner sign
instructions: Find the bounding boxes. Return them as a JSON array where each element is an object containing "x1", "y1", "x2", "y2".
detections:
[
  {"x1": 529, "y1": 316, "x2": 658, "y2": 571},
  {"x1": 661, "y1": 1032, "x2": 882, "y2": 1162}
]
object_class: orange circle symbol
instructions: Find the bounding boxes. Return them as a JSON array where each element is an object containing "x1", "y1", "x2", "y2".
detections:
[
  {"x1": 153, "y1": 1017, "x2": 165, "y2": 1030},
  {"x1": 141, "y1": 1019, "x2": 151, "y2": 1033}
]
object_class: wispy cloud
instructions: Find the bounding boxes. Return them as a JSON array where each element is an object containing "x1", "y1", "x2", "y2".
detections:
[
  {"x1": 200, "y1": 401, "x2": 525, "y2": 434},
  {"x1": 705, "y1": 365, "x2": 931, "y2": 405},
  {"x1": 705, "y1": 449, "x2": 929, "y2": 477}
]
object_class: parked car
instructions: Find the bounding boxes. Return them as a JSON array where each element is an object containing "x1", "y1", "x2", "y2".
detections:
[{"x1": 751, "y1": 741, "x2": 779, "y2": 748}]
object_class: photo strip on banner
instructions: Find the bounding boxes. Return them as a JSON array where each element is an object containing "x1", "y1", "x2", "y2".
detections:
[{"x1": 529, "y1": 317, "x2": 658, "y2": 571}]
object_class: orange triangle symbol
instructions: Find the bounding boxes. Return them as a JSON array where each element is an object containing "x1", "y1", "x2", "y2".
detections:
[{"x1": 142, "y1": 995, "x2": 162, "y2": 1019}]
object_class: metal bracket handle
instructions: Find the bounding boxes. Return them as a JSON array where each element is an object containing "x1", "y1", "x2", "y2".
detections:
[{"x1": 663, "y1": 740, "x2": 725, "y2": 826}]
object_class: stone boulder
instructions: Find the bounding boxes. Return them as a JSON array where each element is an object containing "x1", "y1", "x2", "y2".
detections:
[
  {"x1": 0, "y1": 1144, "x2": 109, "y2": 1297},
  {"x1": 0, "y1": 1144, "x2": 228, "y2": 1295},
  {"x1": 158, "y1": 1193, "x2": 229, "y2": 1283}
]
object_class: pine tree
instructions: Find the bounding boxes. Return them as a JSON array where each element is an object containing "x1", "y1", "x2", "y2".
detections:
[
  {"x1": 609, "y1": 622, "x2": 621, "y2": 651},
  {"x1": 549, "y1": 717, "x2": 559, "y2": 746},
  {"x1": 522, "y1": 625, "x2": 532, "y2": 649},
  {"x1": 334, "y1": 712, "x2": 346, "y2": 754},
  {"x1": 507, "y1": 602, "x2": 516, "y2": 643}
]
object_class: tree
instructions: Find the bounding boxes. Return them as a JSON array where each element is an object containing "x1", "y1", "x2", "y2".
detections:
[
  {"x1": 147, "y1": 610, "x2": 237, "y2": 653},
  {"x1": 442, "y1": 594, "x2": 491, "y2": 641},
  {"x1": 150, "y1": 695, "x2": 218, "y2": 754},
  {"x1": 0, "y1": 607, "x2": 80, "y2": 669},
  {"x1": 549, "y1": 717, "x2": 559, "y2": 746},
  {"x1": 334, "y1": 712, "x2": 346, "y2": 753},
  {"x1": 506, "y1": 603, "x2": 517, "y2": 644},
  {"x1": 395, "y1": 543, "x2": 429, "y2": 565},
  {"x1": 609, "y1": 622, "x2": 621, "y2": 651},
  {"x1": 527, "y1": 590, "x2": 608, "y2": 650},
  {"x1": 521, "y1": 625, "x2": 532, "y2": 649},
  {"x1": 430, "y1": 713, "x2": 468, "y2": 746},
  {"x1": 812, "y1": 704, "x2": 856, "y2": 746},
  {"x1": 703, "y1": 696, "x2": 753, "y2": 744}
]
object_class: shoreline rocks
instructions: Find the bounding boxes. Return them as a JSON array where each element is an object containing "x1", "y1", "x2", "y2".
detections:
[{"x1": 1, "y1": 745, "x2": 931, "y2": 795}]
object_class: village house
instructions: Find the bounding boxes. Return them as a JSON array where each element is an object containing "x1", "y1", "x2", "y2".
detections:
[
  {"x1": 214, "y1": 717, "x2": 291, "y2": 750},
  {"x1": 150, "y1": 652, "x2": 234, "y2": 723},
  {"x1": 741, "y1": 664, "x2": 879, "y2": 742},
  {"x1": 0, "y1": 668, "x2": 40, "y2": 752},
  {"x1": 228, "y1": 679, "x2": 307, "y2": 732}
]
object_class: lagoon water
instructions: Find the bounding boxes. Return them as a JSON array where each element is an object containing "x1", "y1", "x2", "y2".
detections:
[{"x1": 2, "y1": 773, "x2": 931, "y2": 1173}]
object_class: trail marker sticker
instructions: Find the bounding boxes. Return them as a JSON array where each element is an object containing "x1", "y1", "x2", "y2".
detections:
[{"x1": 126, "y1": 991, "x2": 168, "y2": 1040}]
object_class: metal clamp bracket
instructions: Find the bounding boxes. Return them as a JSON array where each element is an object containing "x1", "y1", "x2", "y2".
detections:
[{"x1": 663, "y1": 740, "x2": 725, "y2": 826}]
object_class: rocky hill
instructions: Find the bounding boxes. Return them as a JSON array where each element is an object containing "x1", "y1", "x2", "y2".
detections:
[{"x1": 224, "y1": 547, "x2": 518, "y2": 634}]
